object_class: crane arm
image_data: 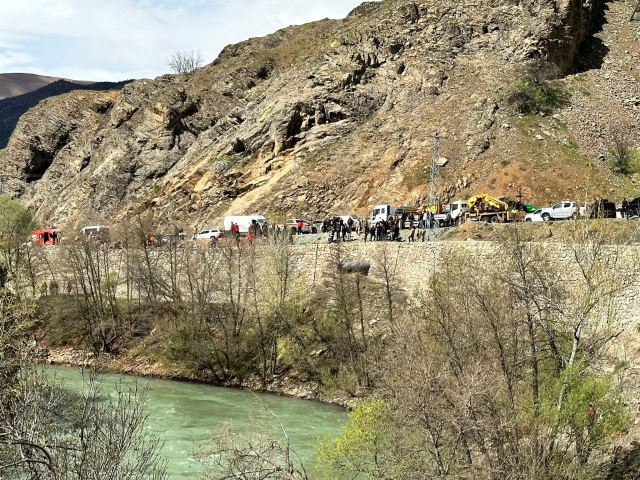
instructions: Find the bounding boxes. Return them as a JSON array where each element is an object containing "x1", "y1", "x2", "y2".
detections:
[{"x1": 468, "y1": 194, "x2": 509, "y2": 211}]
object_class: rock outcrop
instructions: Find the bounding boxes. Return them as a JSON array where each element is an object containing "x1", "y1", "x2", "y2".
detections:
[{"x1": 1, "y1": 0, "x2": 638, "y2": 231}]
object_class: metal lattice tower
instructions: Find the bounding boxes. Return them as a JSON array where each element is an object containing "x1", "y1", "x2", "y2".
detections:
[{"x1": 427, "y1": 133, "x2": 446, "y2": 206}]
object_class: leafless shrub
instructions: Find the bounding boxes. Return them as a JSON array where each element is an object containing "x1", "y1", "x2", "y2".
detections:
[
  {"x1": 167, "y1": 50, "x2": 204, "y2": 74},
  {"x1": 199, "y1": 397, "x2": 307, "y2": 480},
  {"x1": 0, "y1": 363, "x2": 167, "y2": 479}
]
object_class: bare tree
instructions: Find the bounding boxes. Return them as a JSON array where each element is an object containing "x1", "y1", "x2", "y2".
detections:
[
  {"x1": 167, "y1": 50, "x2": 204, "y2": 74},
  {"x1": 199, "y1": 396, "x2": 308, "y2": 480},
  {"x1": 0, "y1": 367, "x2": 167, "y2": 479}
]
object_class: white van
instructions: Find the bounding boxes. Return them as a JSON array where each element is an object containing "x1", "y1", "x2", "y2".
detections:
[
  {"x1": 223, "y1": 215, "x2": 267, "y2": 234},
  {"x1": 77, "y1": 225, "x2": 111, "y2": 243},
  {"x1": 371, "y1": 205, "x2": 396, "y2": 225}
]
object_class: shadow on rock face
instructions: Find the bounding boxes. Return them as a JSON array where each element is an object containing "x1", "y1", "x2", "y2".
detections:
[
  {"x1": 573, "y1": 36, "x2": 610, "y2": 73},
  {"x1": 573, "y1": 0, "x2": 611, "y2": 73}
]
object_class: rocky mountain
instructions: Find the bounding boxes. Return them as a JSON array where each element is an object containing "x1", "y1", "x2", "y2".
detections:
[
  {"x1": 0, "y1": 79, "x2": 133, "y2": 149},
  {"x1": 1, "y1": 0, "x2": 639, "y2": 232}
]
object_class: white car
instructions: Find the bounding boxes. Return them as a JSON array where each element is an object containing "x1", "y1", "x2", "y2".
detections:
[
  {"x1": 524, "y1": 209, "x2": 545, "y2": 222},
  {"x1": 194, "y1": 229, "x2": 223, "y2": 240},
  {"x1": 534, "y1": 201, "x2": 581, "y2": 222}
]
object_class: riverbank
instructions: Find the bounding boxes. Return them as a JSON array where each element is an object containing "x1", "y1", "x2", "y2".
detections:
[{"x1": 41, "y1": 347, "x2": 358, "y2": 408}]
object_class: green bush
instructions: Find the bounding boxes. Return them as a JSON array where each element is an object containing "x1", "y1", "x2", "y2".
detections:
[
  {"x1": 608, "y1": 130, "x2": 639, "y2": 176},
  {"x1": 506, "y1": 78, "x2": 566, "y2": 114}
]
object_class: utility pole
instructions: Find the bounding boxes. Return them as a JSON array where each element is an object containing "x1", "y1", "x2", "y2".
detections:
[{"x1": 427, "y1": 132, "x2": 447, "y2": 207}]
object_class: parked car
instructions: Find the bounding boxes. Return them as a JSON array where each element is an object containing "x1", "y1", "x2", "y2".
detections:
[
  {"x1": 589, "y1": 199, "x2": 616, "y2": 219},
  {"x1": 536, "y1": 201, "x2": 581, "y2": 221},
  {"x1": 278, "y1": 219, "x2": 316, "y2": 234},
  {"x1": 524, "y1": 210, "x2": 545, "y2": 222},
  {"x1": 161, "y1": 233, "x2": 186, "y2": 243},
  {"x1": 193, "y1": 229, "x2": 223, "y2": 240},
  {"x1": 627, "y1": 197, "x2": 640, "y2": 217}
]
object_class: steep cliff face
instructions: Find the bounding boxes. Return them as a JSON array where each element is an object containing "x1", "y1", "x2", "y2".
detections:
[{"x1": 1, "y1": 0, "x2": 637, "y2": 230}]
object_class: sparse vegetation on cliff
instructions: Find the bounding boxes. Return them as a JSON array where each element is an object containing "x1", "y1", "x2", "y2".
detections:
[{"x1": 506, "y1": 77, "x2": 567, "y2": 115}]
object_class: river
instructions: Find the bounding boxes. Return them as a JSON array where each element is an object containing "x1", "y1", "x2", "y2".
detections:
[{"x1": 47, "y1": 365, "x2": 347, "y2": 479}]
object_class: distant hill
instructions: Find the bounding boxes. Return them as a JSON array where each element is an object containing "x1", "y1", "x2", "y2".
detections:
[
  {"x1": 0, "y1": 79, "x2": 132, "y2": 148},
  {"x1": 0, "y1": 73, "x2": 93, "y2": 100}
]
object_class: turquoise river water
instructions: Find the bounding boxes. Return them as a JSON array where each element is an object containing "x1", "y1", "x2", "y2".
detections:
[{"x1": 47, "y1": 365, "x2": 348, "y2": 479}]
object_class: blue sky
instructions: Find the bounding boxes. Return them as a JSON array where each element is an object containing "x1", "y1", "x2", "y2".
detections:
[{"x1": 0, "y1": 0, "x2": 368, "y2": 81}]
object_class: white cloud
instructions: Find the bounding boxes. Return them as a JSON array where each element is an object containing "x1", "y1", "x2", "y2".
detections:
[{"x1": 0, "y1": 0, "x2": 370, "y2": 81}]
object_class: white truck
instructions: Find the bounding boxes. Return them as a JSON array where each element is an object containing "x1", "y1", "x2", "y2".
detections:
[
  {"x1": 434, "y1": 200, "x2": 470, "y2": 227},
  {"x1": 371, "y1": 205, "x2": 396, "y2": 225},
  {"x1": 223, "y1": 215, "x2": 267, "y2": 234}
]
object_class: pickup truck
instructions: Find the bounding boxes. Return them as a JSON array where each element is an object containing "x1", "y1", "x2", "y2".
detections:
[{"x1": 537, "y1": 201, "x2": 580, "y2": 221}]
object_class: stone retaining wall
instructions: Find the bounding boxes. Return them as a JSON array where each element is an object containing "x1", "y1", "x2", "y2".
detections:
[
  {"x1": 35, "y1": 240, "x2": 640, "y2": 324},
  {"x1": 288, "y1": 241, "x2": 640, "y2": 323}
]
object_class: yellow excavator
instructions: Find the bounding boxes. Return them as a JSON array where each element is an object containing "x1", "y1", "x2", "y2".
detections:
[{"x1": 467, "y1": 194, "x2": 517, "y2": 223}]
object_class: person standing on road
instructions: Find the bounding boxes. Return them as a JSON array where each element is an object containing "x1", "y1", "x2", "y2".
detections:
[
  {"x1": 297, "y1": 220, "x2": 303, "y2": 235},
  {"x1": 622, "y1": 198, "x2": 629, "y2": 219},
  {"x1": 247, "y1": 232, "x2": 254, "y2": 244}
]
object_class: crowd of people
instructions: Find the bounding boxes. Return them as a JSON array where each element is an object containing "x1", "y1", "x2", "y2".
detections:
[
  {"x1": 320, "y1": 210, "x2": 442, "y2": 244},
  {"x1": 208, "y1": 210, "x2": 447, "y2": 246},
  {"x1": 222, "y1": 220, "x2": 270, "y2": 244},
  {"x1": 322, "y1": 217, "x2": 357, "y2": 243}
]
